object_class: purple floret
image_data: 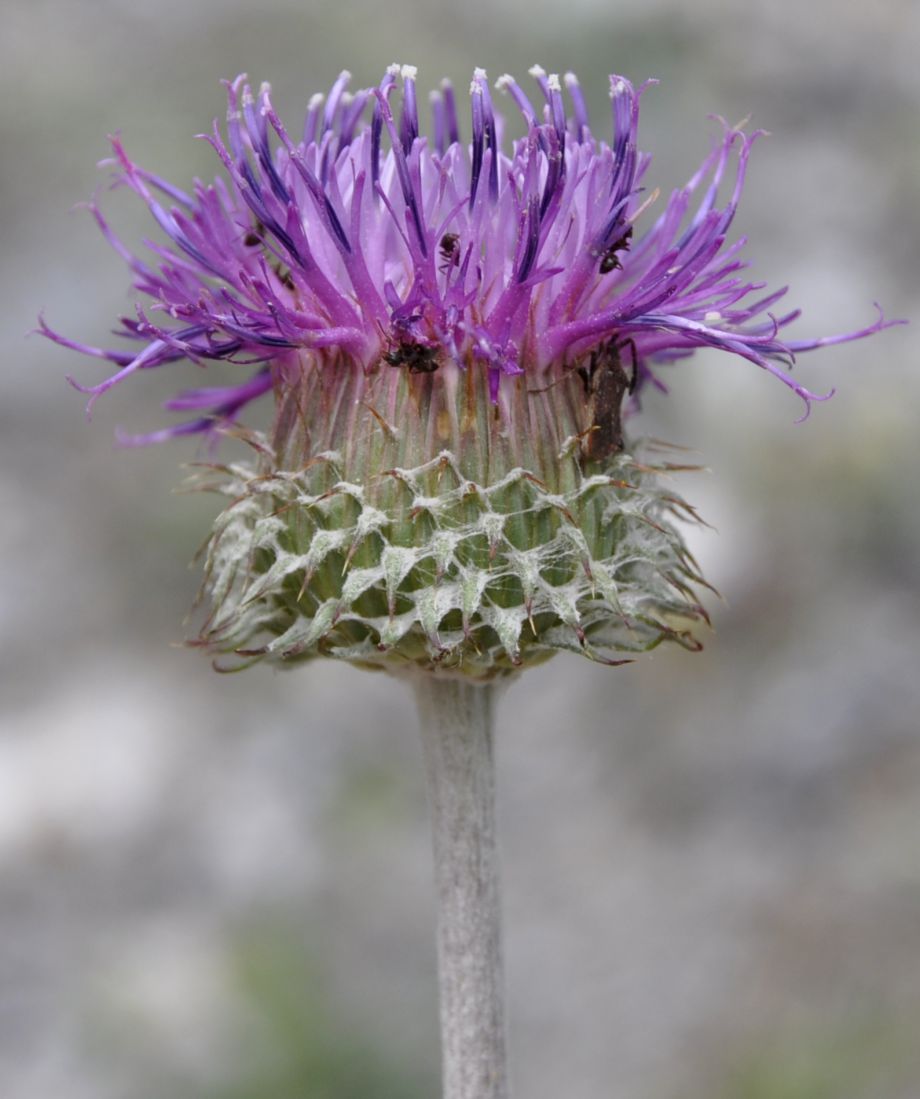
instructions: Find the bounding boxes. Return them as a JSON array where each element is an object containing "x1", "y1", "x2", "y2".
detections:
[{"x1": 43, "y1": 64, "x2": 899, "y2": 442}]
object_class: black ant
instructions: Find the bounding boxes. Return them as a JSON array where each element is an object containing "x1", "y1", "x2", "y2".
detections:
[
  {"x1": 438, "y1": 232, "x2": 460, "y2": 273},
  {"x1": 384, "y1": 341, "x2": 439, "y2": 374},
  {"x1": 243, "y1": 218, "x2": 266, "y2": 248},
  {"x1": 598, "y1": 226, "x2": 633, "y2": 274}
]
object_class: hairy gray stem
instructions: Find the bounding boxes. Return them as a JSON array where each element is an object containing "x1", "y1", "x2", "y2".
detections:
[{"x1": 412, "y1": 674, "x2": 510, "y2": 1099}]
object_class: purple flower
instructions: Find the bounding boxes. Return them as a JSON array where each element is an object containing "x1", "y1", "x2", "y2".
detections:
[{"x1": 43, "y1": 64, "x2": 896, "y2": 444}]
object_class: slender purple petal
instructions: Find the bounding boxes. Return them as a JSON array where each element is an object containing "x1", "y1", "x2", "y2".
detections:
[{"x1": 42, "y1": 65, "x2": 899, "y2": 444}]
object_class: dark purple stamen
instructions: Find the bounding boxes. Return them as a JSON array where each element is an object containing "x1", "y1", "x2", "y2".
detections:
[
  {"x1": 469, "y1": 76, "x2": 486, "y2": 210},
  {"x1": 430, "y1": 90, "x2": 446, "y2": 157},
  {"x1": 441, "y1": 80, "x2": 460, "y2": 146},
  {"x1": 399, "y1": 65, "x2": 420, "y2": 154},
  {"x1": 473, "y1": 70, "x2": 499, "y2": 201},
  {"x1": 323, "y1": 70, "x2": 353, "y2": 135},
  {"x1": 564, "y1": 72, "x2": 590, "y2": 142},
  {"x1": 375, "y1": 83, "x2": 428, "y2": 257},
  {"x1": 371, "y1": 67, "x2": 398, "y2": 190}
]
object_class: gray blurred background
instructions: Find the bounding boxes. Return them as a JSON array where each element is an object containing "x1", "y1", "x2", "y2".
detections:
[{"x1": 2, "y1": 0, "x2": 919, "y2": 1096}]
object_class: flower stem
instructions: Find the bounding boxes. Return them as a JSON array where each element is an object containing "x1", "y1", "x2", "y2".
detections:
[{"x1": 411, "y1": 674, "x2": 510, "y2": 1099}]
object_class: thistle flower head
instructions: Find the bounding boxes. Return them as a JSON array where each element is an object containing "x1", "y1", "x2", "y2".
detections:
[{"x1": 44, "y1": 66, "x2": 897, "y2": 677}]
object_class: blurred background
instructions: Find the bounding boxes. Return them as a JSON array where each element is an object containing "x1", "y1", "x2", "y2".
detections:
[{"x1": 2, "y1": 0, "x2": 919, "y2": 1096}]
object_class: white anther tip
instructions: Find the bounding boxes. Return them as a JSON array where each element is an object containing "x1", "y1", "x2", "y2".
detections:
[
  {"x1": 528, "y1": 64, "x2": 546, "y2": 78},
  {"x1": 401, "y1": 64, "x2": 418, "y2": 80}
]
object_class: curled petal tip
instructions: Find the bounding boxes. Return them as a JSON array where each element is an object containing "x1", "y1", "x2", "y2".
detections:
[
  {"x1": 792, "y1": 401, "x2": 811, "y2": 425},
  {"x1": 65, "y1": 373, "x2": 96, "y2": 397},
  {"x1": 872, "y1": 302, "x2": 907, "y2": 330}
]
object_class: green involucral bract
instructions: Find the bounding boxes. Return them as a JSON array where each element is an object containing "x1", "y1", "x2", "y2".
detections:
[{"x1": 194, "y1": 360, "x2": 709, "y2": 679}]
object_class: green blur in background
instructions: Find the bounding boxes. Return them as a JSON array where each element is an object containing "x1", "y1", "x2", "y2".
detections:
[{"x1": 1, "y1": 1, "x2": 919, "y2": 1097}]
